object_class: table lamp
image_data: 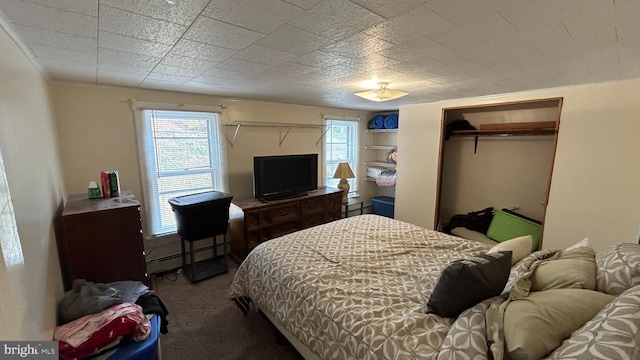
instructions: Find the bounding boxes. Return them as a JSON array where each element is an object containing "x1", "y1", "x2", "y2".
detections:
[{"x1": 333, "y1": 162, "x2": 355, "y2": 202}]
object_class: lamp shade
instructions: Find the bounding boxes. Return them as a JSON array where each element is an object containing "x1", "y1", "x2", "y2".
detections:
[{"x1": 333, "y1": 162, "x2": 355, "y2": 179}]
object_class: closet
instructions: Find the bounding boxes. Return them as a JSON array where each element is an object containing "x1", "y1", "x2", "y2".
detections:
[{"x1": 435, "y1": 98, "x2": 563, "y2": 248}]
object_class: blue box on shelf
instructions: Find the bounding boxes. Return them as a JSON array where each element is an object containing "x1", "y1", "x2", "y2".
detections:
[{"x1": 371, "y1": 196, "x2": 395, "y2": 218}]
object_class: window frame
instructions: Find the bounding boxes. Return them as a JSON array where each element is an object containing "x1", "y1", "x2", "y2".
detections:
[
  {"x1": 132, "y1": 101, "x2": 228, "y2": 238},
  {"x1": 323, "y1": 117, "x2": 360, "y2": 195}
]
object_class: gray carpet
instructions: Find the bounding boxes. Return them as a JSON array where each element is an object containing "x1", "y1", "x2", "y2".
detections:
[{"x1": 153, "y1": 261, "x2": 304, "y2": 360}]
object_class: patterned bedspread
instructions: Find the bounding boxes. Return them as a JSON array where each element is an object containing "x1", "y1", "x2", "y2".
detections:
[{"x1": 229, "y1": 214, "x2": 493, "y2": 359}]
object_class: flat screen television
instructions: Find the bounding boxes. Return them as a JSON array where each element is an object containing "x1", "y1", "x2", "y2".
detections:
[{"x1": 253, "y1": 154, "x2": 318, "y2": 201}]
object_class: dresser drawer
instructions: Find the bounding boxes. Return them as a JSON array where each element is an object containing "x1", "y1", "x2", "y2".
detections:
[
  {"x1": 301, "y1": 197, "x2": 326, "y2": 216},
  {"x1": 267, "y1": 221, "x2": 299, "y2": 238},
  {"x1": 245, "y1": 203, "x2": 299, "y2": 230}
]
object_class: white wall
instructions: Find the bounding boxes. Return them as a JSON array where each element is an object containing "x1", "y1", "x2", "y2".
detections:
[
  {"x1": 0, "y1": 25, "x2": 66, "y2": 339},
  {"x1": 396, "y1": 79, "x2": 640, "y2": 252}
]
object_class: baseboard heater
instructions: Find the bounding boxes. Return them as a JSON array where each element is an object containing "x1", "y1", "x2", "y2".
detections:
[{"x1": 145, "y1": 243, "x2": 226, "y2": 274}]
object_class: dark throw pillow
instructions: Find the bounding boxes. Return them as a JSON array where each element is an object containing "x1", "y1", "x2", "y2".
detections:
[{"x1": 427, "y1": 251, "x2": 512, "y2": 318}]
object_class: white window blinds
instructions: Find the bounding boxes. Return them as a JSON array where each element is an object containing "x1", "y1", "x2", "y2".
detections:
[{"x1": 134, "y1": 104, "x2": 228, "y2": 237}]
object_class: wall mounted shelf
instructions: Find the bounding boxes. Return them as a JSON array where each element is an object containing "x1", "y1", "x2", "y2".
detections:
[
  {"x1": 365, "y1": 160, "x2": 396, "y2": 168},
  {"x1": 449, "y1": 121, "x2": 557, "y2": 153},
  {"x1": 223, "y1": 121, "x2": 330, "y2": 147},
  {"x1": 365, "y1": 145, "x2": 396, "y2": 150}
]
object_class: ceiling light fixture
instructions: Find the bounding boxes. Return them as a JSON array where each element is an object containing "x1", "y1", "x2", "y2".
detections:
[{"x1": 354, "y1": 82, "x2": 408, "y2": 102}]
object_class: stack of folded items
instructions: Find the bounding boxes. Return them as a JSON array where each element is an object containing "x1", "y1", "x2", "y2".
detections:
[
  {"x1": 367, "y1": 167, "x2": 383, "y2": 179},
  {"x1": 376, "y1": 170, "x2": 397, "y2": 186}
]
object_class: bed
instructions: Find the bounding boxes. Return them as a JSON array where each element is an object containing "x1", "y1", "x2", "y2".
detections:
[{"x1": 229, "y1": 214, "x2": 640, "y2": 360}]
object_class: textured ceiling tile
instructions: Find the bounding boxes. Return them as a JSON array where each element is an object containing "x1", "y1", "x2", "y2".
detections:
[
  {"x1": 376, "y1": 36, "x2": 449, "y2": 62},
  {"x1": 386, "y1": 55, "x2": 445, "y2": 74},
  {"x1": 97, "y1": 69, "x2": 146, "y2": 86},
  {"x1": 310, "y1": 65, "x2": 365, "y2": 80},
  {"x1": 202, "y1": 0, "x2": 304, "y2": 34},
  {"x1": 12, "y1": 24, "x2": 97, "y2": 52},
  {"x1": 201, "y1": 67, "x2": 250, "y2": 81},
  {"x1": 98, "y1": 48, "x2": 160, "y2": 73},
  {"x1": 255, "y1": 25, "x2": 333, "y2": 55},
  {"x1": 99, "y1": 31, "x2": 172, "y2": 58},
  {"x1": 291, "y1": 50, "x2": 356, "y2": 68},
  {"x1": 426, "y1": 0, "x2": 502, "y2": 24},
  {"x1": 282, "y1": 0, "x2": 323, "y2": 10},
  {"x1": 270, "y1": 62, "x2": 319, "y2": 75},
  {"x1": 350, "y1": 0, "x2": 427, "y2": 19},
  {"x1": 139, "y1": 79, "x2": 187, "y2": 91},
  {"x1": 169, "y1": 39, "x2": 237, "y2": 62},
  {"x1": 346, "y1": 54, "x2": 400, "y2": 71},
  {"x1": 323, "y1": 32, "x2": 395, "y2": 58},
  {"x1": 99, "y1": 0, "x2": 209, "y2": 26},
  {"x1": 152, "y1": 64, "x2": 204, "y2": 78},
  {"x1": 288, "y1": 0, "x2": 385, "y2": 40},
  {"x1": 99, "y1": 5, "x2": 186, "y2": 45},
  {"x1": 499, "y1": 0, "x2": 611, "y2": 31},
  {"x1": 1, "y1": 0, "x2": 97, "y2": 37},
  {"x1": 160, "y1": 54, "x2": 218, "y2": 72},
  {"x1": 562, "y1": 15, "x2": 617, "y2": 50},
  {"x1": 28, "y1": 0, "x2": 98, "y2": 16},
  {"x1": 455, "y1": 13, "x2": 519, "y2": 44},
  {"x1": 189, "y1": 76, "x2": 227, "y2": 86},
  {"x1": 233, "y1": 45, "x2": 297, "y2": 66},
  {"x1": 146, "y1": 72, "x2": 191, "y2": 84},
  {"x1": 30, "y1": 44, "x2": 97, "y2": 64},
  {"x1": 216, "y1": 58, "x2": 274, "y2": 75},
  {"x1": 183, "y1": 16, "x2": 264, "y2": 50},
  {"x1": 365, "y1": 5, "x2": 454, "y2": 44}
]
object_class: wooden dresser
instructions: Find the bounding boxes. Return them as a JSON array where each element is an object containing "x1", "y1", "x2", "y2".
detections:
[
  {"x1": 229, "y1": 187, "x2": 342, "y2": 263},
  {"x1": 59, "y1": 190, "x2": 148, "y2": 290}
]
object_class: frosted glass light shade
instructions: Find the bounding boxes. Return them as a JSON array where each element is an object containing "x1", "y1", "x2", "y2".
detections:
[{"x1": 354, "y1": 82, "x2": 408, "y2": 102}]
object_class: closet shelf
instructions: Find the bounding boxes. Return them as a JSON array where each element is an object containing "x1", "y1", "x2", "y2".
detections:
[
  {"x1": 449, "y1": 128, "x2": 557, "y2": 137},
  {"x1": 365, "y1": 161, "x2": 396, "y2": 168},
  {"x1": 366, "y1": 129, "x2": 397, "y2": 133},
  {"x1": 223, "y1": 121, "x2": 330, "y2": 147},
  {"x1": 365, "y1": 145, "x2": 396, "y2": 150}
]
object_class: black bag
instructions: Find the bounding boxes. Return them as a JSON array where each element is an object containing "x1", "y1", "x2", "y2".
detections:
[{"x1": 443, "y1": 207, "x2": 494, "y2": 234}]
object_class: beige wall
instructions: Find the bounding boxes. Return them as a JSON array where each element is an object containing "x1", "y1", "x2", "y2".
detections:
[
  {"x1": 50, "y1": 82, "x2": 373, "y2": 270},
  {"x1": 396, "y1": 79, "x2": 640, "y2": 252},
  {"x1": 439, "y1": 136, "x2": 555, "y2": 224},
  {"x1": 0, "y1": 26, "x2": 65, "y2": 339}
]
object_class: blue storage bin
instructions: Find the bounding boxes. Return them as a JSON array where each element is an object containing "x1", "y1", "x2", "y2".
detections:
[{"x1": 372, "y1": 196, "x2": 395, "y2": 218}]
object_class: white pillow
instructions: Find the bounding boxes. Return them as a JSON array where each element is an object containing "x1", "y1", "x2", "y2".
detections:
[
  {"x1": 565, "y1": 237, "x2": 591, "y2": 251},
  {"x1": 487, "y1": 235, "x2": 533, "y2": 265}
]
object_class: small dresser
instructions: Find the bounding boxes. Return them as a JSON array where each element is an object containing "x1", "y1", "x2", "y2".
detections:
[{"x1": 59, "y1": 190, "x2": 148, "y2": 290}]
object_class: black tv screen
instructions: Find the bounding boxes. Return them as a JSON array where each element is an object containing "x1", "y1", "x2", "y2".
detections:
[{"x1": 253, "y1": 154, "x2": 318, "y2": 201}]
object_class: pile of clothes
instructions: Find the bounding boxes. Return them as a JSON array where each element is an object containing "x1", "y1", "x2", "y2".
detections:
[
  {"x1": 367, "y1": 167, "x2": 396, "y2": 187},
  {"x1": 54, "y1": 279, "x2": 168, "y2": 360}
]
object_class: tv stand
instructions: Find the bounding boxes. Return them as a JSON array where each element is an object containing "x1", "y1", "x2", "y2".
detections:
[
  {"x1": 229, "y1": 187, "x2": 342, "y2": 263},
  {"x1": 261, "y1": 192, "x2": 308, "y2": 202}
]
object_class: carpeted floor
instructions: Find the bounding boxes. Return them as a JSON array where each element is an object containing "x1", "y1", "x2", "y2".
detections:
[{"x1": 153, "y1": 261, "x2": 304, "y2": 360}]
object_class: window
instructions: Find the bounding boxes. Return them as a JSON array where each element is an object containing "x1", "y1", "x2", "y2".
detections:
[
  {"x1": 133, "y1": 103, "x2": 227, "y2": 237},
  {"x1": 324, "y1": 118, "x2": 359, "y2": 194}
]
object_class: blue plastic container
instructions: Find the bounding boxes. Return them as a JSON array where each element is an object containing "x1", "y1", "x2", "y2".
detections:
[{"x1": 371, "y1": 196, "x2": 395, "y2": 218}]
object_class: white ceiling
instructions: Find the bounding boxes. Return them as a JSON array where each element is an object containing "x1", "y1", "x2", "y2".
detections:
[{"x1": 1, "y1": 0, "x2": 639, "y2": 111}]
